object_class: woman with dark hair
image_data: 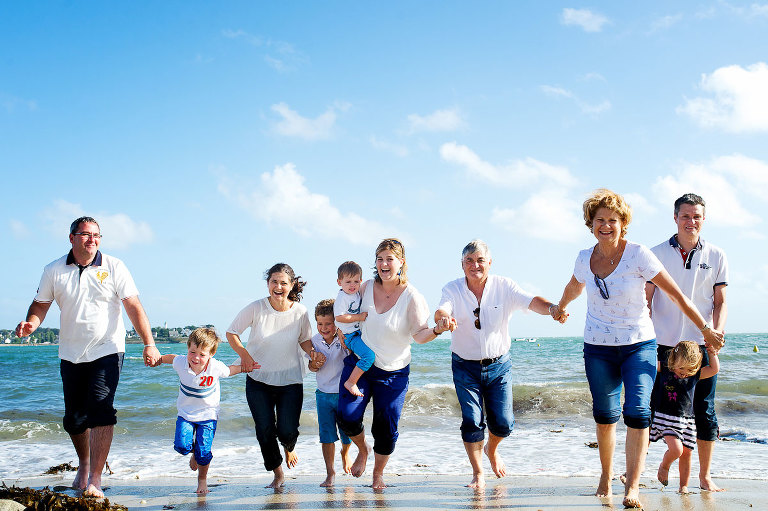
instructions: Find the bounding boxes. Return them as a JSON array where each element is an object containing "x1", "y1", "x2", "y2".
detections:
[
  {"x1": 226, "y1": 263, "x2": 316, "y2": 488},
  {"x1": 554, "y1": 189, "x2": 723, "y2": 508},
  {"x1": 338, "y1": 238, "x2": 452, "y2": 489}
]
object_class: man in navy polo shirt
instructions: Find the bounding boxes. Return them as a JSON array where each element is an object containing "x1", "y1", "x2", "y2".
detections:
[
  {"x1": 646, "y1": 194, "x2": 728, "y2": 492},
  {"x1": 16, "y1": 216, "x2": 160, "y2": 498}
]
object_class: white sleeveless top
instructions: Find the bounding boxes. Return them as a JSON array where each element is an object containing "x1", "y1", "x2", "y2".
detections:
[{"x1": 360, "y1": 280, "x2": 430, "y2": 371}]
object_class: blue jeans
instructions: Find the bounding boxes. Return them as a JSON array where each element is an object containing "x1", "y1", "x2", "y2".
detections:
[
  {"x1": 583, "y1": 340, "x2": 657, "y2": 429},
  {"x1": 174, "y1": 416, "x2": 217, "y2": 466},
  {"x1": 655, "y1": 344, "x2": 719, "y2": 440},
  {"x1": 345, "y1": 330, "x2": 375, "y2": 372},
  {"x1": 315, "y1": 390, "x2": 350, "y2": 444},
  {"x1": 451, "y1": 352, "x2": 514, "y2": 443},
  {"x1": 245, "y1": 377, "x2": 303, "y2": 471},
  {"x1": 337, "y1": 355, "x2": 408, "y2": 456}
]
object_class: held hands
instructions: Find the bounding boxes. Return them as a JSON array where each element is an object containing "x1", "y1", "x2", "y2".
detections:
[
  {"x1": 549, "y1": 304, "x2": 569, "y2": 324},
  {"x1": 240, "y1": 352, "x2": 261, "y2": 373},
  {"x1": 703, "y1": 327, "x2": 725, "y2": 352},
  {"x1": 435, "y1": 316, "x2": 457, "y2": 334},
  {"x1": 358, "y1": 311, "x2": 368, "y2": 322},
  {"x1": 309, "y1": 350, "x2": 326, "y2": 370},
  {"x1": 143, "y1": 345, "x2": 162, "y2": 367}
]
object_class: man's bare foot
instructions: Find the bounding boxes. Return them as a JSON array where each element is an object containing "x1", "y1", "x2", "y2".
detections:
[
  {"x1": 72, "y1": 466, "x2": 89, "y2": 491},
  {"x1": 678, "y1": 485, "x2": 690, "y2": 494},
  {"x1": 351, "y1": 442, "x2": 371, "y2": 478},
  {"x1": 344, "y1": 381, "x2": 364, "y2": 397},
  {"x1": 284, "y1": 447, "x2": 298, "y2": 469},
  {"x1": 372, "y1": 473, "x2": 386, "y2": 489},
  {"x1": 657, "y1": 465, "x2": 669, "y2": 486},
  {"x1": 196, "y1": 479, "x2": 209, "y2": 495},
  {"x1": 700, "y1": 476, "x2": 725, "y2": 492},
  {"x1": 320, "y1": 472, "x2": 335, "y2": 487},
  {"x1": 189, "y1": 457, "x2": 198, "y2": 471},
  {"x1": 83, "y1": 484, "x2": 104, "y2": 499},
  {"x1": 483, "y1": 443, "x2": 506, "y2": 478},
  {"x1": 266, "y1": 467, "x2": 285, "y2": 488},
  {"x1": 341, "y1": 444, "x2": 353, "y2": 474},
  {"x1": 466, "y1": 471, "x2": 486, "y2": 489},
  {"x1": 596, "y1": 471, "x2": 613, "y2": 497},
  {"x1": 622, "y1": 490, "x2": 642, "y2": 509}
]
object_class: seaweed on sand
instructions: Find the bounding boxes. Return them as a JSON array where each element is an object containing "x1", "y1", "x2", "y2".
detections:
[{"x1": 0, "y1": 484, "x2": 127, "y2": 510}]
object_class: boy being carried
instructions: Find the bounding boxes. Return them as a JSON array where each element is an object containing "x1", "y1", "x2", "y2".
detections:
[
  {"x1": 155, "y1": 327, "x2": 250, "y2": 495},
  {"x1": 334, "y1": 261, "x2": 374, "y2": 397}
]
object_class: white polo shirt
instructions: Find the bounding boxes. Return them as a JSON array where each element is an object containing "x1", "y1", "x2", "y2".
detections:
[
  {"x1": 34, "y1": 251, "x2": 139, "y2": 363},
  {"x1": 173, "y1": 355, "x2": 232, "y2": 422},
  {"x1": 437, "y1": 275, "x2": 534, "y2": 360},
  {"x1": 651, "y1": 236, "x2": 728, "y2": 347},
  {"x1": 310, "y1": 332, "x2": 348, "y2": 393}
]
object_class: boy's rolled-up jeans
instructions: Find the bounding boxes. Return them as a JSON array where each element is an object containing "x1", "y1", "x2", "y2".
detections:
[{"x1": 174, "y1": 416, "x2": 217, "y2": 466}]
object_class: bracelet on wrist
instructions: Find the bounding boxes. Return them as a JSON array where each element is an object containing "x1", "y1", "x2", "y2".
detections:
[
  {"x1": 433, "y1": 326, "x2": 440, "y2": 336},
  {"x1": 700, "y1": 324, "x2": 711, "y2": 332}
]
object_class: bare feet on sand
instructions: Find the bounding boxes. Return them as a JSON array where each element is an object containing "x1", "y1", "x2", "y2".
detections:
[
  {"x1": 467, "y1": 472, "x2": 486, "y2": 489},
  {"x1": 72, "y1": 466, "x2": 89, "y2": 491},
  {"x1": 351, "y1": 442, "x2": 371, "y2": 478},
  {"x1": 320, "y1": 472, "x2": 335, "y2": 487},
  {"x1": 678, "y1": 485, "x2": 690, "y2": 494},
  {"x1": 83, "y1": 483, "x2": 104, "y2": 499},
  {"x1": 284, "y1": 447, "x2": 298, "y2": 469},
  {"x1": 267, "y1": 466, "x2": 285, "y2": 488},
  {"x1": 344, "y1": 381, "x2": 364, "y2": 397},
  {"x1": 700, "y1": 476, "x2": 725, "y2": 492},
  {"x1": 483, "y1": 443, "x2": 506, "y2": 478},
  {"x1": 189, "y1": 456, "x2": 198, "y2": 471},
  {"x1": 595, "y1": 471, "x2": 613, "y2": 497},
  {"x1": 622, "y1": 489, "x2": 642, "y2": 509},
  {"x1": 341, "y1": 444, "x2": 353, "y2": 474},
  {"x1": 371, "y1": 472, "x2": 387, "y2": 489},
  {"x1": 657, "y1": 465, "x2": 669, "y2": 487},
  {"x1": 196, "y1": 479, "x2": 209, "y2": 495}
]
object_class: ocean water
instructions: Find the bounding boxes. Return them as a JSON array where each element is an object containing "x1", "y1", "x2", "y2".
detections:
[{"x1": 1, "y1": 333, "x2": 766, "y2": 482}]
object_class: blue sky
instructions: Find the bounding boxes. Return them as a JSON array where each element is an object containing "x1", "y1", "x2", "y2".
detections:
[{"x1": 2, "y1": 2, "x2": 767, "y2": 337}]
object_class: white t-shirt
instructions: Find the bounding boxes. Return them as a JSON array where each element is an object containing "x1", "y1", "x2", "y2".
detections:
[
  {"x1": 33, "y1": 251, "x2": 139, "y2": 363},
  {"x1": 359, "y1": 280, "x2": 430, "y2": 371},
  {"x1": 573, "y1": 241, "x2": 664, "y2": 345},
  {"x1": 227, "y1": 298, "x2": 312, "y2": 386},
  {"x1": 437, "y1": 275, "x2": 535, "y2": 360},
  {"x1": 172, "y1": 355, "x2": 232, "y2": 422},
  {"x1": 334, "y1": 289, "x2": 362, "y2": 334},
  {"x1": 310, "y1": 332, "x2": 348, "y2": 393},
  {"x1": 651, "y1": 236, "x2": 729, "y2": 347}
]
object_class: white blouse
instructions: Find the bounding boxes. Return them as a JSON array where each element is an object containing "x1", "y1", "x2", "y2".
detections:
[
  {"x1": 360, "y1": 280, "x2": 430, "y2": 371},
  {"x1": 227, "y1": 298, "x2": 312, "y2": 385}
]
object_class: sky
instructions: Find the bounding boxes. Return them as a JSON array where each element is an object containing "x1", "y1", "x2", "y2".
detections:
[{"x1": 2, "y1": 1, "x2": 768, "y2": 338}]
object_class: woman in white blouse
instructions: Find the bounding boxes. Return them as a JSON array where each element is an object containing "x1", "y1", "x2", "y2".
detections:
[
  {"x1": 554, "y1": 189, "x2": 723, "y2": 509},
  {"x1": 226, "y1": 263, "x2": 316, "y2": 489},
  {"x1": 337, "y1": 238, "x2": 452, "y2": 489}
]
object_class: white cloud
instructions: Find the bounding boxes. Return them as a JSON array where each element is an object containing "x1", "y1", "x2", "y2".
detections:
[
  {"x1": 652, "y1": 154, "x2": 768, "y2": 234},
  {"x1": 406, "y1": 108, "x2": 464, "y2": 133},
  {"x1": 370, "y1": 136, "x2": 409, "y2": 157},
  {"x1": 271, "y1": 102, "x2": 347, "y2": 140},
  {"x1": 649, "y1": 13, "x2": 683, "y2": 32},
  {"x1": 678, "y1": 62, "x2": 768, "y2": 132},
  {"x1": 223, "y1": 29, "x2": 306, "y2": 72},
  {"x1": 1, "y1": 92, "x2": 37, "y2": 112},
  {"x1": 491, "y1": 189, "x2": 586, "y2": 243},
  {"x1": 218, "y1": 163, "x2": 394, "y2": 245},
  {"x1": 540, "y1": 85, "x2": 611, "y2": 115},
  {"x1": 561, "y1": 8, "x2": 610, "y2": 32},
  {"x1": 440, "y1": 142, "x2": 579, "y2": 189},
  {"x1": 9, "y1": 220, "x2": 28, "y2": 239},
  {"x1": 42, "y1": 200, "x2": 153, "y2": 249},
  {"x1": 623, "y1": 193, "x2": 656, "y2": 216}
]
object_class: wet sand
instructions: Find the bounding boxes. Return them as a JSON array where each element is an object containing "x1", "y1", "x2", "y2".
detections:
[{"x1": 3, "y1": 474, "x2": 766, "y2": 510}]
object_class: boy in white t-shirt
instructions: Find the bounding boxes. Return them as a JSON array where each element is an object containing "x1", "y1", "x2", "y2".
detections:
[
  {"x1": 309, "y1": 299, "x2": 352, "y2": 486},
  {"x1": 155, "y1": 327, "x2": 249, "y2": 495},
  {"x1": 334, "y1": 261, "x2": 374, "y2": 397}
]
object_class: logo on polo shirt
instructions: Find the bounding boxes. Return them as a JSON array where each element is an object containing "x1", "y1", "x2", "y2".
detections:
[
  {"x1": 96, "y1": 270, "x2": 109, "y2": 283},
  {"x1": 699, "y1": 263, "x2": 711, "y2": 270}
]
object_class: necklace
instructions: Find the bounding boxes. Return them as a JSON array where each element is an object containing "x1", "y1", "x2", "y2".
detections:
[{"x1": 598, "y1": 244, "x2": 621, "y2": 265}]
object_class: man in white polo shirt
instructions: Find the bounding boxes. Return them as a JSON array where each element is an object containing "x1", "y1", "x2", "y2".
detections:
[
  {"x1": 15, "y1": 216, "x2": 160, "y2": 498},
  {"x1": 646, "y1": 193, "x2": 728, "y2": 492}
]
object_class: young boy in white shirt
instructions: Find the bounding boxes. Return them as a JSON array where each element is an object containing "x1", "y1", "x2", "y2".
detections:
[
  {"x1": 334, "y1": 261, "x2": 373, "y2": 397},
  {"x1": 155, "y1": 327, "x2": 249, "y2": 495},
  {"x1": 309, "y1": 299, "x2": 353, "y2": 486}
]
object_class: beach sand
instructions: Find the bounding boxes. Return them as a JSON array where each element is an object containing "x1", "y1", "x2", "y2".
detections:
[{"x1": 3, "y1": 474, "x2": 766, "y2": 510}]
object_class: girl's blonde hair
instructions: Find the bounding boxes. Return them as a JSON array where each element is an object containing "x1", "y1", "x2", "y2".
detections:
[{"x1": 667, "y1": 340, "x2": 703, "y2": 375}]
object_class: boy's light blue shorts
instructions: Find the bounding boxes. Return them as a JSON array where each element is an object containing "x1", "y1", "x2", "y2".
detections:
[{"x1": 316, "y1": 389, "x2": 351, "y2": 444}]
